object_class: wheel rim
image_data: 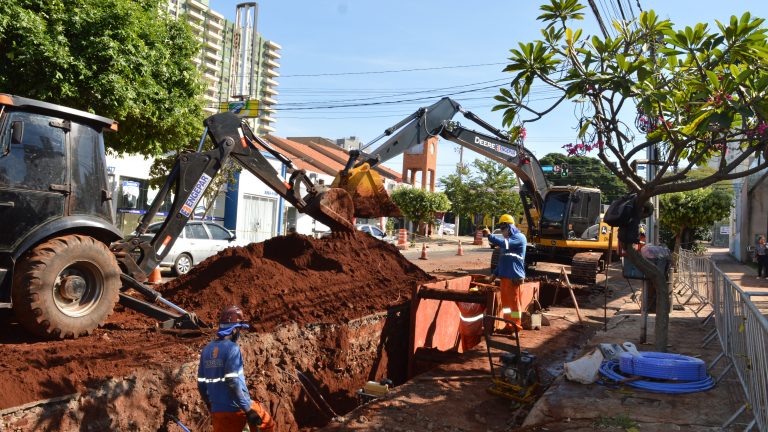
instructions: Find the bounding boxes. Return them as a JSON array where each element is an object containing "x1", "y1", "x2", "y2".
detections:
[
  {"x1": 176, "y1": 255, "x2": 192, "y2": 274},
  {"x1": 53, "y1": 261, "x2": 103, "y2": 317}
]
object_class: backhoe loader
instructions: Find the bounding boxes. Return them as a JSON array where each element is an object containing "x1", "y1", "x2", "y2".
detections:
[{"x1": 0, "y1": 94, "x2": 355, "y2": 339}]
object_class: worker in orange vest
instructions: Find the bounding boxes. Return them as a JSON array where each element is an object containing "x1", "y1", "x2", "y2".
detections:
[{"x1": 488, "y1": 214, "x2": 527, "y2": 333}]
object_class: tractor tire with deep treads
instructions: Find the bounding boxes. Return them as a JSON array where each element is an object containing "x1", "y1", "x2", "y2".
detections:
[{"x1": 12, "y1": 235, "x2": 121, "y2": 339}]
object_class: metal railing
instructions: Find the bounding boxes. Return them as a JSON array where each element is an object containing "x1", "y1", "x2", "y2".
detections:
[
  {"x1": 677, "y1": 249, "x2": 768, "y2": 431},
  {"x1": 674, "y1": 249, "x2": 711, "y2": 315}
]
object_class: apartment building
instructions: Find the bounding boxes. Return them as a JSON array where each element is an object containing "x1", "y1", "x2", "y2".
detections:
[{"x1": 165, "y1": 0, "x2": 228, "y2": 114}]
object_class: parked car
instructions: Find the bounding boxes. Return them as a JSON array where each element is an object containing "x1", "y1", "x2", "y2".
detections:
[
  {"x1": 356, "y1": 224, "x2": 396, "y2": 243},
  {"x1": 139, "y1": 221, "x2": 244, "y2": 275},
  {"x1": 433, "y1": 219, "x2": 456, "y2": 235}
]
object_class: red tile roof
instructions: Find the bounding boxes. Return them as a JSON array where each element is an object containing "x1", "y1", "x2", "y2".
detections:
[
  {"x1": 265, "y1": 135, "x2": 344, "y2": 176},
  {"x1": 288, "y1": 137, "x2": 403, "y2": 182}
]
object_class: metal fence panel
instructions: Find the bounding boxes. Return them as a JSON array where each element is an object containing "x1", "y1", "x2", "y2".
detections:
[{"x1": 677, "y1": 249, "x2": 767, "y2": 431}]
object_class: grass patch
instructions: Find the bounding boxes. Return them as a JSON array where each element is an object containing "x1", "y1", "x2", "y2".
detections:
[{"x1": 593, "y1": 414, "x2": 638, "y2": 430}]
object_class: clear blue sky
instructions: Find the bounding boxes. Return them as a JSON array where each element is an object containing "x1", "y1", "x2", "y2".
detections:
[{"x1": 213, "y1": 0, "x2": 766, "y2": 184}]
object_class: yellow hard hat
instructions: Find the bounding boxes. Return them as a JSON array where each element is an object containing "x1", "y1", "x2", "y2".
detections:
[{"x1": 498, "y1": 214, "x2": 515, "y2": 225}]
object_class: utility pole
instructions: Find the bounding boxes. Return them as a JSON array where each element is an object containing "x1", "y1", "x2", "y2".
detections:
[
  {"x1": 647, "y1": 35, "x2": 661, "y2": 245},
  {"x1": 455, "y1": 146, "x2": 463, "y2": 236}
]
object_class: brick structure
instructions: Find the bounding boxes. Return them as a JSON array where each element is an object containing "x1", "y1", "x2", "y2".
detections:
[{"x1": 402, "y1": 136, "x2": 438, "y2": 191}]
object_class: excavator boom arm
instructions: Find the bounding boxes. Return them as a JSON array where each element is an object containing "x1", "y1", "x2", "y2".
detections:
[{"x1": 338, "y1": 97, "x2": 549, "y2": 229}]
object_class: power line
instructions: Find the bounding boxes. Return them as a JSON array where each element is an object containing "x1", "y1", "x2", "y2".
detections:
[
  {"x1": 625, "y1": 0, "x2": 636, "y2": 20},
  {"x1": 587, "y1": 0, "x2": 610, "y2": 38},
  {"x1": 274, "y1": 78, "x2": 512, "y2": 107},
  {"x1": 267, "y1": 84, "x2": 504, "y2": 111},
  {"x1": 598, "y1": 0, "x2": 618, "y2": 37},
  {"x1": 616, "y1": 0, "x2": 627, "y2": 21},
  {"x1": 280, "y1": 62, "x2": 508, "y2": 78}
]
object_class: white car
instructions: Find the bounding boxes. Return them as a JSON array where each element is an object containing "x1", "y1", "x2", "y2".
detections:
[
  {"x1": 434, "y1": 219, "x2": 456, "y2": 235},
  {"x1": 140, "y1": 221, "x2": 244, "y2": 275},
  {"x1": 356, "y1": 224, "x2": 396, "y2": 243}
]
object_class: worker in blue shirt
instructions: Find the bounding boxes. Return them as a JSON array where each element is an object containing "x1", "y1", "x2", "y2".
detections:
[
  {"x1": 198, "y1": 305, "x2": 274, "y2": 432},
  {"x1": 488, "y1": 214, "x2": 527, "y2": 332}
]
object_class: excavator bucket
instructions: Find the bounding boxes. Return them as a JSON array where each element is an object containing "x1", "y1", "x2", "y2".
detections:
[
  {"x1": 331, "y1": 163, "x2": 401, "y2": 218},
  {"x1": 303, "y1": 187, "x2": 356, "y2": 232}
]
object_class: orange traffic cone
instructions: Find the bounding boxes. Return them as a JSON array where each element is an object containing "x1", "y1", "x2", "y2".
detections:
[
  {"x1": 419, "y1": 243, "x2": 428, "y2": 260},
  {"x1": 456, "y1": 240, "x2": 464, "y2": 256},
  {"x1": 148, "y1": 267, "x2": 162, "y2": 284}
]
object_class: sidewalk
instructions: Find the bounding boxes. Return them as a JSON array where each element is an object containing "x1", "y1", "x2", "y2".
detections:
[
  {"x1": 707, "y1": 247, "x2": 768, "y2": 313},
  {"x1": 522, "y1": 246, "x2": 753, "y2": 431},
  {"x1": 399, "y1": 234, "x2": 488, "y2": 254}
]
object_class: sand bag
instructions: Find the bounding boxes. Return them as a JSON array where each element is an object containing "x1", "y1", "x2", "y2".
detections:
[{"x1": 564, "y1": 349, "x2": 604, "y2": 384}]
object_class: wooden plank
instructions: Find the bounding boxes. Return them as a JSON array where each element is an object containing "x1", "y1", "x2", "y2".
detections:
[{"x1": 560, "y1": 266, "x2": 583, "y2": 323}]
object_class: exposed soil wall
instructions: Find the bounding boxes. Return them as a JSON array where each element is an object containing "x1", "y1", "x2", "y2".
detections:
[
  {"x1": 1, "y1": 312, "x2": 409, "y2": 431},
  {"x1": 0, "y1": 232, "x2": 430, "y2": 431}
]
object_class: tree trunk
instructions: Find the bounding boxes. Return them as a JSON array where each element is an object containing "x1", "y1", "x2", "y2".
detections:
[
  {"x1": 673, "y1": 227, "x2": 684, "y2": 255},
  {"x1": 624, "y1": 243, "x2": 669, "y2": 352}
]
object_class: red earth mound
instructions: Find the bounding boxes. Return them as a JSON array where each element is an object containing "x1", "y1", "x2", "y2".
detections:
[
  {"x1": 0, "y1": 232, "x2": 432, "y2": 412},
  {"x1": 161, "y1": 231, "x2": 432, "y2": 331}
]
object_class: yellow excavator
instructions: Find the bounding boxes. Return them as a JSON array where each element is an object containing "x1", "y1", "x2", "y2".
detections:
[{"x1": 331, "y1": 97, "x2": 618, "y2": 284}]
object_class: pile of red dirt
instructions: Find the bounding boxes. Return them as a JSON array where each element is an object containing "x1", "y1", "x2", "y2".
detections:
[
  {"x1": 161, "y1": 231, "x2": 432, "y2": 332},
  {"x1": 0, "y1": 232, "x2": 432, "y2": 414}
]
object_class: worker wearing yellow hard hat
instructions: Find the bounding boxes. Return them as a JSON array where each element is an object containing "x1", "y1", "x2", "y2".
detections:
[
  {"x1": 498, "y1": 214, "x2": 515, "y2": 225},
  {"x1": 488, "y1": 214, "x2": 526, "y2": 333}
]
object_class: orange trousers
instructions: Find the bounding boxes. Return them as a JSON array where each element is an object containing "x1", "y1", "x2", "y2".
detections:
[
  {"x1": 499, "y1": 278, "x2": 523, "y2": 331},
  {"x1": 211, "y1": 400, "x2": 274, "y2": 432}
]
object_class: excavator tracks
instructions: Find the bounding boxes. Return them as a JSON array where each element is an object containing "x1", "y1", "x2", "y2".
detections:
[{"x1": 570, "y1": 252, "x2": 604, "y2": 285}]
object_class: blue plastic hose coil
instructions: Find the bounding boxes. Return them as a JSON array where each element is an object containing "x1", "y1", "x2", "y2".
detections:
[
  {"x1": 618, "y1": 352, "x2": 707, "y2": 381},
  {"x1": 599, "y1": 360, "x2": 714, "y2": 394}
]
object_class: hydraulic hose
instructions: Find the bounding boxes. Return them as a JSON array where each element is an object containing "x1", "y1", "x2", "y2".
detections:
[
  {"x1": 618, "y1": 352, "x2": 707, "y2": 381},
  {"x1": 599, "y1": 360, "x2": 715, "y2": 394}
]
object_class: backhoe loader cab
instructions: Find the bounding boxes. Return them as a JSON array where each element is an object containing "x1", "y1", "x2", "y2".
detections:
[{"x1": 0, "y1": 94, "x2": 123, "y2": 339}]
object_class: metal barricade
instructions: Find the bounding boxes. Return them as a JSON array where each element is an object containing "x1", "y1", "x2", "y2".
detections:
[
  {"x1": 675, "y1": 249, "x2": 711, "y2": 316},
  {"x1": 678, "y1": 247, "x2": 768, "y2": 432}
]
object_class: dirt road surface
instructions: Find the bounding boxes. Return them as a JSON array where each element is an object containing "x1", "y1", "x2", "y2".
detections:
[{"x1": 318, "y1": 244, "x2": 635, "y2": 432}]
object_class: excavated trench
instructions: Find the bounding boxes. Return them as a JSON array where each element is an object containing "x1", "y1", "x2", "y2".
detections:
[
  {"x1": 0, "y1": 232, "x2": 428, "y2": 431},
  {"x1": 0, "y1": 232, "x2": 573, "y2": 431}
]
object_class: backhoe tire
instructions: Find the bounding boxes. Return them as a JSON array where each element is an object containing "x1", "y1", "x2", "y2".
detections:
[{"x1": 12, "y1": 234, "x2": 121, "y2": 339}]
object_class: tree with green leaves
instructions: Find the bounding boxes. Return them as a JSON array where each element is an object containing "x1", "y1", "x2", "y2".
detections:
[
  {"x1": 390, "y1": 187, "x2": 451, "y2": 236},
  {"x1": 540, "y1": 153, "x2": 628, "y2": 203},
  {"x1": 438, "y1": 165, "x2": 472, "y2": 234},
  {"x1": 660, "y1": 187, "x2": 732, "y2": 254},
  {"x1": 439, "y1": 159, "x2": 523, "y2": 232},
  {"x1": 466, "y1": 159, "x2": 523, "y2": 227},
  {"x1": 0, "y1": 0, "x2": 205, "y2": 156},
  {"x1": 494, "y1": 0, "x2": 768, "y2": 350}
]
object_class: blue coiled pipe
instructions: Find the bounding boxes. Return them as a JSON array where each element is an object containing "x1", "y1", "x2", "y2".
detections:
[
  {"x1": 599, "y1": 360, "x2": 715, "y2": 394},
  {"x1": 618, "y1": 352, "x2": 707, "y2": 381}
]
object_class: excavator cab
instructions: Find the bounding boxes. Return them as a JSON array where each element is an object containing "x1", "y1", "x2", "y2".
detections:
[{"x1": 539, "y1": 187, "x2": 602, "y2": 241}]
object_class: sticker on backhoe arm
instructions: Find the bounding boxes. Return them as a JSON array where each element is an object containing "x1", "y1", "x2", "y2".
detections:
[{"x1": 180, "y1": 173, "x2": 212, "y2": 217}]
